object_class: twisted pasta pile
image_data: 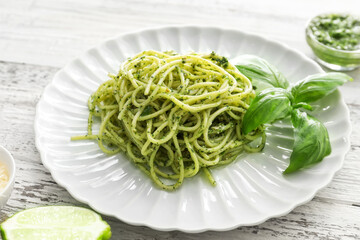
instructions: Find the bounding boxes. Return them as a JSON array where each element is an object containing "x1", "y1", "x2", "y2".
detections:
[{"x1": 72, "y1": 50, "x2": 265, "y2": 190}]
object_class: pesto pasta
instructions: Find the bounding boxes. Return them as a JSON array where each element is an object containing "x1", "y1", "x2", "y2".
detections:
[{"x1": 71, "y1": 50, "x2": 265, "y2": 190}]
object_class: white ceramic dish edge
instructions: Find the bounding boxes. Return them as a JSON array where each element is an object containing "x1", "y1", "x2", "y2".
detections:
[
  {"x1": 0, "y1": 145, "x2": 16, "y2": 210},
  {"x1": 34, "y1": 25, "x2": 352, "y2": 233}
]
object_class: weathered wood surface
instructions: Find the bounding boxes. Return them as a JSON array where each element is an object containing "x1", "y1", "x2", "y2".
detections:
[
  {"x1": 0, "y1": 0, "x2": 359, "y2": 68},
  {"x1": 0, "y1": 0, "x2": 360, "y2": 239}
]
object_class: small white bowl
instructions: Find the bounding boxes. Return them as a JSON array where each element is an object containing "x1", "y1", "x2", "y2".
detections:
[{"x1": 0, "y1": 146, "x2": 16, "y2": 209}]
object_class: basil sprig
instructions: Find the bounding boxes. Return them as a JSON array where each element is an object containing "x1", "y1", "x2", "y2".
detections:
[
  {"x1": 284, "y1": 109, "x2": 331, "y2": 174},
  {"x1": 242, "y1": 88, "x2": 292, "y2": 135},
  {"x1": 291, "y1": 72, "x2": 352, "y2": 104},
  {"x1": 236, "y1": 55, "x2": 351, "y2": 174},
  {"x1": 235, "y1": 55, "x2": 289, "y2": 92}
]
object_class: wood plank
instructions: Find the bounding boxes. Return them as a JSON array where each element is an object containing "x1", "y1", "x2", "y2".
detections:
[{"x1": 0, "y1": 0, "x2": 359, "y2": 68}]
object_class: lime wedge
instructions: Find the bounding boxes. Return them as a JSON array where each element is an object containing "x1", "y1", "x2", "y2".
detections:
[{"x1": 0, "y1": 206, "x2": 111, "y2": 240}]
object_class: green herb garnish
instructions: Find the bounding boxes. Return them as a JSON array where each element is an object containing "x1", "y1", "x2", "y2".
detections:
[
  {"x1": 235, "y1": 55, "x2": 289, "y2": 92},
  {"x1": 285, "y1": 109, "x2": 331, "y2": 174},
  {"x1": 242, "y1": 88, "x2": 292, "y2": 135},
  {"x1": 236, "y1": 55, "x2": 352, "y2": 174},
  {"x1": 291, "y1": 72, "x2": 352, "y2": 104}
]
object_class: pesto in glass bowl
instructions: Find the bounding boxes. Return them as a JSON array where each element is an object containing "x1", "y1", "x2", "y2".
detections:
[{"x1": 306, "y1": 13, "x2": 360, "y2": 71}]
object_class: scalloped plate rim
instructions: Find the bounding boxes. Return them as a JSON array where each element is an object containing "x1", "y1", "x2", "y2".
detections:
[{"x1": 34, "y1": 25, "x2": 352, "y2": 233}]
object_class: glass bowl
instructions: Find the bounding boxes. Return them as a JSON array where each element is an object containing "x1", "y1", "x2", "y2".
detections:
[{"x1": 305, "y1": 13, "x2": 360, "y2": 71}]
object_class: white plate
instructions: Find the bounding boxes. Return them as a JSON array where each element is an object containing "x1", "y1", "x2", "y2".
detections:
[{"x1": 34, "y1": 26, "x2": 351, "y2": 233}]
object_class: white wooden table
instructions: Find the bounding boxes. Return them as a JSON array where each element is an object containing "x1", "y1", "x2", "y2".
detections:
[{"x1": 1, "y1": 0, "x2": 359, "y2": 239}]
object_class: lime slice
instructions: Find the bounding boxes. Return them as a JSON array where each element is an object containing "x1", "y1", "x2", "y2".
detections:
[{"x1": 0, "y1": 206, "x2": 111, "y2": 240}]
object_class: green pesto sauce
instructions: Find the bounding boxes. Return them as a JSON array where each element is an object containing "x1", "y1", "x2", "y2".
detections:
[{"x1": 309, "y1": 13, "x2": 360, "y2": 51}]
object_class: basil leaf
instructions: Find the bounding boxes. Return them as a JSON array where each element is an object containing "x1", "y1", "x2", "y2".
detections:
[
  {"x1": 284, "y1": 109, "x2": 331, "y2": 174},
  {"x1": 291, "y1": 72, "x2": 352, "y2": 104},
  {"x1": 235, "y1": 55, "x2": 289, "y2": 92},
  {"x1": 242, "y1": 88, "x2": 292, "y2": 135}
]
